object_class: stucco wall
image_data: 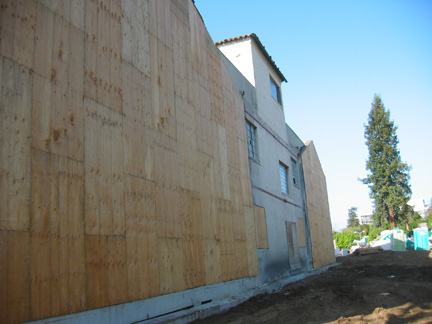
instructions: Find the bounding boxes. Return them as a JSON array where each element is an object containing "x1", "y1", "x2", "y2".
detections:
[
  {"x1": 220, "y1": 44, "x2": 312, "y2": 283},
  {"x1": 0, "y1": 1, "x2": 259, "y2": 323}
]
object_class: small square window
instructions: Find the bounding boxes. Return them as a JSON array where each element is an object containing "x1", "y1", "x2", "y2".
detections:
[
  {"x1": 279, "y1": 162, "x2": 289, "y2": 194},
  {"x1": 246, "y1": 120, "x2": 258, "y2": 160},
  {"x1": 270, "y1": 76, "x2": 282, "y2": 105}
]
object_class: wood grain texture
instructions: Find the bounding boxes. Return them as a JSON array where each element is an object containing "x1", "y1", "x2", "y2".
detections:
[{"x1": 0, "y1": 2, "x2": 259, "y2": 322}]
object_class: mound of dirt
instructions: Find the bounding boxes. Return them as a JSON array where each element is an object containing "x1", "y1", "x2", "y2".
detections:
[{"x1": 193, "y1": 250, "x2": 432, "y2": 324}]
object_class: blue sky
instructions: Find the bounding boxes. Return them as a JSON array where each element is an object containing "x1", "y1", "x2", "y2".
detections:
[{"x1": 194, "y1": 0, "x2": 432, "y2": 231}]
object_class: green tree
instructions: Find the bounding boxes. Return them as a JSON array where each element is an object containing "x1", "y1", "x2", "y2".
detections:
[
  {"x1": 362, "y1": 95, "x2": 412, "y2": 229},
  {"x1": 333, "y1": 231, "x2": 356, "y2": 249},
  {"x1": 347, "y1": 206, "x2": 360, "y2": 228}
]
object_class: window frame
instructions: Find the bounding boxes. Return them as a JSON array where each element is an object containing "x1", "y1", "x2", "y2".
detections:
[
  {"x1": 291, "y1": 158, "x2": 299, "y2": 187},
  {"x1": 270, "y1": 75, "x2": 282, "y2": 105},
  {"x1": 279, "y1": 162, "x2": 289, "y2": 195},
  {"x1": 246, "y1": 119, "x2": 259, "y2": 161}
]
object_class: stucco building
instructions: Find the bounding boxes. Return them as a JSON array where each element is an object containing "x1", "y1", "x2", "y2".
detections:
[{"x1": 217, "y1": 34, "x2": 334, "y2": 282}]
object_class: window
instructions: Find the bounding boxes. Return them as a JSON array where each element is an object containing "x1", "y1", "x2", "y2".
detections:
[
  {"x1": 279, "y1": 162, "x2": 289, "y2": 194},
  {"x1": 270, "y1": 76, "x2": 281, "y2": 105},
  {"x1": 246, "y1": 120, "x2": 258, "y2": 160},
  {"x1": 291, "y1": 159, "x2": 298, "y2": 186}
]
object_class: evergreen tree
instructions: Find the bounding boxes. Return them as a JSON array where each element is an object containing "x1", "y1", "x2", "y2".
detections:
[
  {"x1": 362, "y1": 95, "x2": 412, "y2": 228},
  {"x1": 347, "y1": 206, "x2": 360, "y2": 228}
]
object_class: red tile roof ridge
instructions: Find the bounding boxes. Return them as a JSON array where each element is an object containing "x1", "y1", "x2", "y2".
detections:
[{"x1": 215, "y1": 33, "x2": 287, "y2": 82}]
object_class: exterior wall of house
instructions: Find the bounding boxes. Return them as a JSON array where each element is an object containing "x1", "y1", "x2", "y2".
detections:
[
  {"x1": 0, "y1": 1, "x2": 261, "y2": 323},
  {"x1": 250, "y1": 44, "x2": 287, "y2": 136},
  {"x1": 217, "y1": 39, "x2": 256, "y2": 87},
  {"x1": 219, "y1": 42, "x2": 314, "y2": 283}
]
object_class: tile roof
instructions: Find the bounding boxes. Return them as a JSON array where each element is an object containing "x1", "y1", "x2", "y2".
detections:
[{"x1": 215, "y1": 33, "x2": 287, "y2": 83}]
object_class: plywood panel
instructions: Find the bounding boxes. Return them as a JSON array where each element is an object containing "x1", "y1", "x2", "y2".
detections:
[
  {"x1": 203, "y1": 238, "x2": 221, "y2": 285},
  {"x1": 0, "y1": 231, "x2": 7, "y2": 323},
  {"x1": 4, "y1": 231, "x2": 31, "y2": 324},
  {"x1": 122, "y1": 62, "x2": 154, "y2": 180},
  {"x1": 84, "y1": 98, "x2": 125, "y2": 236},
  {"x1": 154, "y1": 145, "x2": 179, "y2": 191},
  {"x1": 234, "y1": 240, "x2": 249, "y2": 279},
  {"x1": 298, "y1": 217, "x2": 307, "y2": 247},
  {"x1": 254, "y1": 205, "x2": 268, "y2": 249},
  {"x1": 68, "y1": 23, "x2": 84, "y2": 94},
  {"x1": 245, "y1": 205, "x2": 258, "y2": 276},
  {"x1": 96, "y1": 0, "x2": 111, "y2": 109},
  {"x1": 1, "y1": 2, "x2": 260, "y2": 320},
  {"x1": 13, "y1": 0, "x2": 36, "y2": 69},
  {"x1": 33, "y1": 81, "x2": 82, "y2": 158},
  {"x1": 199, "y1": 154, "x2": 218, "y2": 240},
  {"x1": 121, "y1": 0, "x2": 150, "y2": 75},
  {"x1": 70, "y1": 0, "x2": 85, "y2": 30},
  {"x1": 37, "y1": 82, "x2": 84, "y2": 161},
  {"x1": 126, "y1": 232, "x2": 159, "y2": 301},
  {"x1": 51, "y1": 13, "x2": 69, "y2": 86},
  {"x1": 30, "y1": 149, "x2": 86, "y2": 319},
  {"x1": 150, "y1": 36, "x2": 176, "y2": 139},
  {"x1": 85, "y1": 235, "x2": 109, "y2": 310},
  {"x1": 0, "y1": 0, "x2": 16, "y2": 59},
  {"x1": 238, "y1": 137, "x2": 253, "y2": 206},
  {"x1": 155, "y1": 186, "x2": 181, "y2": 239},
  {"x1": 302, "y1": 141, "x2": 335, "y2": 269},
  {"x1": 158, "y1": 237, "x2": 185, "y2": 295},
  {"x1": 109, "y1": 0, "x2": 122, "y2": 112},
  {"x1": 230, "y1": 168, "x2": 245, "y2": 240},
  {"x1": 217, "y1": 199, "x2": 236, "y2": 281},
  {"x1": 107, "y1": 235, "x2": 127, "y2": 305},
  {"x1": 83, "y1": 0, "x2": 98, "y2": 101},
  {"x1": 0, "y1": 57, "x2": 32, "y2": 231},
  {"x1": 183, "y1": 236, "x2": 205, "y2": 289},
  {"x1": 213, "y1": 123, "x2": 230, "y2": 200},
  {"x1": 38, "y1": 0, "x2": 70, "y2": 19},
  {"x1": 33, "y1": 2, "x2": 54, "y2": 79}
]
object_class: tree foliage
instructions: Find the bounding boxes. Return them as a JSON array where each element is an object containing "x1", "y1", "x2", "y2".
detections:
[
  {"x1": 333, "y1": 231, "x2": 356, "y2": 249},
  {"x1": 347, "y1": 206, "x2": 360, "y2": 228},
  {"x1": 362, "y1": 95, "x2": 412, "y2": 229}
]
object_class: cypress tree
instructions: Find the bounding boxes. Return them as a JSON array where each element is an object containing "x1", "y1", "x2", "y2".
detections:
[
  {"x1": 362, "y1": 95, "x2": 412, "y2": 228},
  {"x1": 347, "y1": 207, "x2": 360, "y2": 228}
]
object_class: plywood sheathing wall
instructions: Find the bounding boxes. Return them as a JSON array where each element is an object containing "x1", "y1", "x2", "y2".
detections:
[
  {"x1": 301, "y1": 141, "x2": 336, "y2": 270},
  {"x1": 0, "y1": 1, "x2": 258, "y2": 323}
]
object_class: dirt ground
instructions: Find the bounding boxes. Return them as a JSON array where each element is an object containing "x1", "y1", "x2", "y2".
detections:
[{"x1": 193, "y1": 250, "x2": 432, "y2": 324}]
